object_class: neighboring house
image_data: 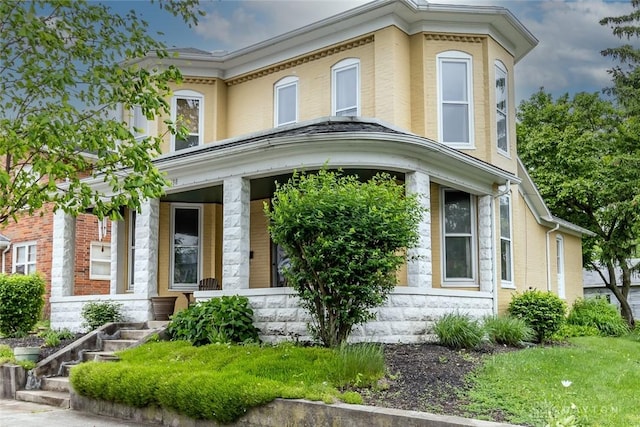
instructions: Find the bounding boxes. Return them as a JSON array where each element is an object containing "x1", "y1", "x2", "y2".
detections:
[
  {"x1": 584, "y1": 261, "x2": 640, "y2": 319},
  {"x1": 42, "y1": 0, "x2": 591, "y2": 342}
]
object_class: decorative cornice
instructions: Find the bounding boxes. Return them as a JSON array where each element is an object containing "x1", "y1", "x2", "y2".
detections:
[
  {"x1": 424, "y1": 33, "x2": 485, "y2": 43},
  {"x1": 226, "y1": 35, "x2": 375, "y2": 86},
  {"x1": 183, "y1": 77, "x2": 218, "y2": 85}
]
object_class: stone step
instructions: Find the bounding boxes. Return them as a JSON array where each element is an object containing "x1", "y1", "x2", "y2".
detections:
[
  {"x1": 16, "y1": 389, "x2": 70, "y2": 408},
  {"x1": 119, "y1": 328, "x2": 154, "y2": 340},
  {"x1": 147, "y1": 321, "x2": 169, "y2": 329},
  {"x1": 41, "y1": 376, "x2": 70, "y2": 393},
  {"x1": 82, "y1": 351, "x2": 120, "y2": 362},
  {"x1": 102, "y1": 339, "x2": 138, "y2": 352}
]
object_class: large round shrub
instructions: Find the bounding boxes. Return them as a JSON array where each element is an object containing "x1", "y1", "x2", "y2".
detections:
[
  {"x1": 508, "y1": 290, "x2": 566, "y2": 343},
  {"x1": 0, "y1": 274, "x2": 45, "y2": 337},
  {"x1": 567, "y1": 297, "x2": 629, "y2": 337}
]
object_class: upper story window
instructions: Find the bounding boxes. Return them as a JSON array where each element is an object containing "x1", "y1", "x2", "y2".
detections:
[
  {"x1": 495, "y1": 61, "x2": 509, "y2": 155},
  {"x1": 171, "y1": 90, "x2": 204, "y2": 151},
  {"x1": 13, "y1": 241, "x2": 36, "y2": 274},
  {"x1": 332, "y1": 58, "x2": 360, "y2": 116},
  {"x1": 499, "y1": 193, "x2": 514, "y2": 286},
  {"x1": 441, "y1": 189, "x2": 477, "y2": 285},
  {"x1": 130, "y1": 105, "x2": 148, "y2": 139},
  {"x1": 437, "y1": 51, "x2": 474, "y2": 148},
  {"x1": 274, "y1": 76, "x2": 298, "y2": 127}
]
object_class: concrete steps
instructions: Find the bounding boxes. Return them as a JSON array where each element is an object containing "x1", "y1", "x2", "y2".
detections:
[{"x1": 15, "y1": 322, "x2": 168, "y2": 409}]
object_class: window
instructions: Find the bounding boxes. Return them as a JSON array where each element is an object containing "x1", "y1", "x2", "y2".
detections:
[
  {"x1": 442, "y1": 190, "x2": 476, "y2": 284},
  {"x1": 171, "y1": 205, "x2": 201, "y2": 290},
  {"x1": 90, "y1": 242, "x2": 111, "y2": 280},
  {"x1": 500, "y1": 194, "x2": 514, "y2": 286},
  {"x1": 13, "y1": 242, "x2": 36, "y2": 274},
  {"x1": 556, "y1": 236, "x2": 565, "y2": 299},
  {"x1": 332, "y1": 58, "x2": 359, "y2": 116},
  {"x1": 274, "y1": 76, "x2": 298, "y2": 126},
  {"x1": 171, "y1": 90, "x2": 204, "y2": 151},
  {"x1": 128, "y1": 210, "x2": 136, "y2": 292},
  {"x1": 437, "y1": 51, "x2": 473, "y2": 147},
  {"x1": 495, "y1": 61, "x2": 508, "y2": 154},
  {"x1": 130, "y1": 105, "x2": 148, "y2": 139}
]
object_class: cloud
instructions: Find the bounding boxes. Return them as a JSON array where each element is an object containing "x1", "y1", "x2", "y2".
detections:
[{"x1": 195, "y1": 1, "x2": 367, "y2": 50}]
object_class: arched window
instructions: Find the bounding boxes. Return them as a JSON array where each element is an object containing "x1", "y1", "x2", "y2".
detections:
[
  {"x1": 437, "y1": 51, "x2": 474, "y2": 147},
  {"x1": 331, "y1": 58, "x2": 360, "y2": 116},
  {"x1": 495, "y1": 60, "x2": 509, "y2": 155},
  {"x1": 274, "y1": 76, "x2": 298, "y2": 126},
  {"x1": 171, "y1": 89, "x2": 204, "y2": 151}
]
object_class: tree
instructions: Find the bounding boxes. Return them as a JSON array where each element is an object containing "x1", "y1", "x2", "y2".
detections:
[
  {"x1": 600, "y1": 0, "x2": 640, "y2": 114},
  {"x1": 0, "y1": 0, "x2": 202, "y2": 224},
  {"x1": 265, "y1": 169, "x2": 424, "y2": 347},
  {"x1": 517, "y1": 90, "x2": 639, "y2": 327}
]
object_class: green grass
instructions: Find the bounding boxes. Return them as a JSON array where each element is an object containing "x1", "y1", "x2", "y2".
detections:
[
  {"x1": 70, "y1": 341, "x2": 385, "y2": 423},
  {"x1": 465, "y1": 336, "x2": 640, "y2": 426}
]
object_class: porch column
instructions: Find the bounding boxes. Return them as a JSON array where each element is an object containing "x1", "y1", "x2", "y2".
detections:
[
  {"x1": 51, "y1": 210, "x2": 76, "y2": 298},
  {"x1": 222, "y1": 176, "x2": 250, "y2": 290},
  {"x1": 109, "y1": 221, "x2": 124, "y2": 295},
  {"x1": 405, "y1": 171, "x2": 432, "y2": 288},
  {"x1": 133, "y1": 199, "x2": 160, "y2": 297},
  {"x1": 478, "y1": 195, "x2": 493, "y2": 292}
]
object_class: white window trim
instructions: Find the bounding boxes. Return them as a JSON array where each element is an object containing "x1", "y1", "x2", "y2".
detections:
[
  {"x1": 495, "y1": 60, "x2": 509, "y2": 157},
  {"x1": 437, "y1": 51, "x2": 474, "y2": 149},
  {"x1": 556, "y1": 235, "x2": 565, "y2": 299},
  {"x1": 274, "y1": 76, "x2": 299, "y2": 127},
  {"x1": 500, "y1": 193, "x2": 515, "y2": 289},
  {"x1": 440, "y1": 189, "x2": 478, "y2": 287},
  {"x1": 90, "y1": 241, "x2": 111, "y2": 281},
  {"x1": 171, "y1": 89, "x2": 204, "y2": 152},
  {"x1": 12, "y1": 241, "x2": 37, "y2": 274},
  {"x1": 331, "y1": 58, "x2": 360, "y2": 116},
  {"x1": 170, "y1": 204, "x2": 203, "y2": 291},
  {"x1": 129, "y1": 105, "x2": 149, "y2": 140},
  {"x1": 127, "y1": 209, "x2": 136, "y2": 292}
]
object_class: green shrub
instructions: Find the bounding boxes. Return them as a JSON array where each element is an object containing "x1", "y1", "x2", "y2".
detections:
[
  {"x1": 81, "y1": 301, "x2": 123, "y2": 330},
  {"x1": 552, "y1": 323, "x2": 601, "y2": 341},
  {"x1": 483, "y1": 315, "x2": 534, "y2": 346},
  {"x1": 433, "y1": 312, "x2": 484, "y2": 350},
  {"x1": 265, "y1": 168, "x2": 424, "y2": 347},
  {"x1": 508, "y1": 290, "x2": 566, "y2": 343},
  {"x1": 0, "y1": 344, "x2": 13, "y2": 365},
  {"x1": 567, "y1": 297, "x2": 629, "y2": 337},
  {"x1": 167, "y1": 296, "x2": 260, "y2": 345},
  {"x1": 0, "y1": 274, "x2": 45, "y2": 337}
]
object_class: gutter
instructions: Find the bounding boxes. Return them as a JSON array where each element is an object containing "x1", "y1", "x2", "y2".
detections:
[{"x1": 0, "y1": 239, "x2": 11, "y2": 274}]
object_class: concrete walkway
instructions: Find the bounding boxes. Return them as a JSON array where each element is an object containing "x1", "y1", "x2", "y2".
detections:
[{"x1": 0, "y1": 399, "x2": 152, "y2": 427}]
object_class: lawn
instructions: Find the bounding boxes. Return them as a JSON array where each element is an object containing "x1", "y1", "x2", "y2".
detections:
[{"x1": 465, "y1": 335, "x2": 640, "y2": 426}]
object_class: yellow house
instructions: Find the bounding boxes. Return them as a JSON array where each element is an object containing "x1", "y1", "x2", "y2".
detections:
[{"x1": 50, "y1": 0, "x2": 591, "y2": 342}]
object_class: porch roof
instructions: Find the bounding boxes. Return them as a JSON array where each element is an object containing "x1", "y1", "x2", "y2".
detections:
[{"x1": 153, "y1": 116, "x2": 520, "y2": 196}]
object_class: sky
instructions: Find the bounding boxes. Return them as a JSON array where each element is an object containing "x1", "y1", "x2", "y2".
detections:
[{"x1": 105, "y1": 0, "x2": 640, "y2": 105}]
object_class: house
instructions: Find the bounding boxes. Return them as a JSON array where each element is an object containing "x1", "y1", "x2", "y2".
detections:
[
  {"x1": 584, "y1": 261, "x2": 640, "y2": 319},
  {"x1": 43, "y1": 0, "x2": 591, "y2": 342}
]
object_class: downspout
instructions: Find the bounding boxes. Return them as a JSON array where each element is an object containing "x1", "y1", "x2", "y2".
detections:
[
  {"x1": 1, "y1": 241, "x2": 11, "y2": 274},
  {"x1": 492, "y1": 180, "x2": 511, "y2": 315},
  {"x1": 546, "y1": 223, "x2": 560, "y2": 291}
]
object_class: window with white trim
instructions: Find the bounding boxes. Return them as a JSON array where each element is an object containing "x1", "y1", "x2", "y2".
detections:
[
  {"x1": 130, "y1": 105, "x2": 148, "y2": 139},
  {"x1": 442, "y1": 189, "x2": 477, "y2": 284},
  {"x1": 128, "y1": 210, "x2": 136, "y2": 292},
  {"x1": 437, "y1": 51, "x2": 474, "y2": 147},
  {"x1": 274, "y1": 76, "x2": 298, "y2": 126},
  {"x1": 495, "y1": 61, "x2": 508, "y2": 155},
  {"x1": 332, "y1": 58, "x2": 360, "y2": 116},
  {"x1": 556, "y1": 236, "x2": 565, "y2": 299},
  {"x1": 171, "y1": 205, "x2": 202, "y2": 290},
  {"x1": 171, "y1": 90, "x2": 204, "y2": 151},
  {"x1": 499, "y1": 194, "x2": 514, "y2": 285},
  {"x1": 13, "y1": 242, "x2": 36, "y2": 274},
  {"x1": 90, "y1": 242, "x2": 111, "y2": 280}
]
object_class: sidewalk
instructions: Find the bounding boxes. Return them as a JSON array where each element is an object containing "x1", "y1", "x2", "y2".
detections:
[{"x1": 0, "y1": 399, "x2": 152, "y2": 427}]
